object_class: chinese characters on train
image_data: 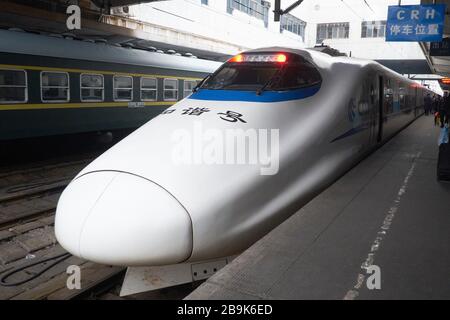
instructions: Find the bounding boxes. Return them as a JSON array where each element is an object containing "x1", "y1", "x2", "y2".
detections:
[{"x1": 162, "y1": 107, "x2": 247, "y2": 123}]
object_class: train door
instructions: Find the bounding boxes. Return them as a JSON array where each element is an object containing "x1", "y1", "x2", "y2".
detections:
[
  {"x1": 414, "y1": 87, "x2": 423, "y2": 117},
  {"x1": 414, "y1": 87, "x2": 419, "y2": 117},
  {"x1": 367, "y1": 74, "x2": 381, "y2": 146},
  {"x1": 377, "y1": 76, "x2": 383, "y2": 143}
]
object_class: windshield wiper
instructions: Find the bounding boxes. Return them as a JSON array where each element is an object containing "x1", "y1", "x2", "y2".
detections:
[
  {"x1": 193, "y1": 75, "x2": 211, "y2": 92},
  {"x1": 256, "y1": 67, "x2": 284, "y2": 96}
]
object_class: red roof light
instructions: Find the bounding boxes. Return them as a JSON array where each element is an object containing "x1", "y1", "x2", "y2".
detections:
[
  {"x1": 275, "y1": 54, "x2": 287, "y2": 63},
  {"x1": 440, "y1": 77, "x2": 450, "y2": 85},
  {"x1": 229, "y1": 54, "x2": 243, "y2": 63},
  {"x1": 228, "y1": 53, "x2": 288, "y2": 63}
]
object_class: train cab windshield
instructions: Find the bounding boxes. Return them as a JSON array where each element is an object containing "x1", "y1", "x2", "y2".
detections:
[{"x1": 200, "y1": 53, "x2": 321, "y2": 92}]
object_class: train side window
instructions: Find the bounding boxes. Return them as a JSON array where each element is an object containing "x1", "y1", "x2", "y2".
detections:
[
  {"x1": 384, "y1": 79, "x2": 394, "y2": 114},
  {"x1": 141, "y1": 77, "x2": 157, "y2": 101},
  {"x1": 370, "y1": 84, "x2": 375, "y2": 105},
  {"x1": 113, "y1": 75, "x2": 133, "y2": 101},
  {"x1": 81, "y1": 74, "x2": 104, "y2": 102},
  {"x1": 183, "y1": 80, "x2": 197, "y2": 98},
  {"x1": 41, "y1": 71, "x2": 69, "y2": 102},
  {"x1": 164, "y1": 78, "x2": 178, "y2": 101},
  {"x1": 0, "y1": 69, "x2": 27, "y2": 103},
  {"x1": 399, "y1": 86, "x2": 406, "y2": 110}
]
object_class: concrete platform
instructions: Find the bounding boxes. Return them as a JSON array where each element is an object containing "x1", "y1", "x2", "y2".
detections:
[{"x1": 186, "y1": 116, "x2": 450, "y2": 300}]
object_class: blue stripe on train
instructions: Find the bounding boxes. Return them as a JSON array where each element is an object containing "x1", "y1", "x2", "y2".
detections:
[{"x1": 188, "y1": 84, "x2": 321, "y2": 102}]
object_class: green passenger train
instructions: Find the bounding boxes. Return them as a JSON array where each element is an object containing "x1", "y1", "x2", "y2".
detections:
[{"x1": 0, "y1": 28, "x2": 221, "y2": 140}]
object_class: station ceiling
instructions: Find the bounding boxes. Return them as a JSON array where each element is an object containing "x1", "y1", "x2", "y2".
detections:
[
  {"x1": 376, "y1": 59, "x2": 432, "y2": 75},
  {"x1": 420, "y1": 0, "x2": 450, "y2": 81},
  {"x1": 0, "y1": 0, "x2": 230, "y2": 61}
]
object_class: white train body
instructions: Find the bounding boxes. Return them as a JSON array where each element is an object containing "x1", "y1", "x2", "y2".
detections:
[{"x1": 55, "y1": 47, "x2": 427, "y2": 267}]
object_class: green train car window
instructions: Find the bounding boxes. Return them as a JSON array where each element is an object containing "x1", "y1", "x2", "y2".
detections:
[
  {"x1": 113, "y1": 76, "x2": 133, "y2": 102},
  {"x1": 0, "y1": 69, "x2": 27, "y2": 103},
  {"x1": 41, "y1": 72, "x2": 69, "y2": 103},
  {"x1": 183, "y1": 80, "x2": 197, "y2": 98},
  {"x1": 141, "y1": 77, "x2": 157, "y2": 101},
  {"x1": 81, "y1": 74, "x2": 104, "y2": 102},
  {"x1": 164, "y1": 78, "x2": 178, "y2": 101}
]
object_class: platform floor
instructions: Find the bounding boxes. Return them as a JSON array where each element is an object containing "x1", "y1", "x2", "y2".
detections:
[{"x1": 186, "y1": 116, "x2": 450, "y2": 300}]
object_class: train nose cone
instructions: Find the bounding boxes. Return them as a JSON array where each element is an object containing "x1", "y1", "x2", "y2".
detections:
[{"x1": 55, "y1": 171, "x2": 192, "y2": 266}]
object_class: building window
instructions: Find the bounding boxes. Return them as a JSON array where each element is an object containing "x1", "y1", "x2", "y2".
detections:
[
  {"x1": 227, "y1": 0, "x2": 270, "y2": 27},
  {"x1": 113, "y1": 75, "x2": 133, "y2": 101},
  {"x1": 164, "y1": 79, "x2": 178, "y2": 101},
  {"x1": 183, "y1": 80, "x2": 197, "y2": 98},
  {"x1": 141, "y1": 77, "x2": 157, "y2": 101},
  {"x1": 41, "y1": 71, "x2": 69, "y2": 102},
  {"x1": 201, "y1": 0, "x2": 208, "y2": 5},
  {"x1": 0, "y1": 69, "x2": 27, "y2": 103},
  {"x1": 280, "y1": 13, "x2": 306, "y2": 40},
  {"x1": 361, "y1": 21, "x2": 386, "y2": 38},
  {"x1": 316, "y1": 22, "x2": 349, "y2": 44},
  {"x1": 80, "y1": 74, "x2": 104, "y2": 102}
]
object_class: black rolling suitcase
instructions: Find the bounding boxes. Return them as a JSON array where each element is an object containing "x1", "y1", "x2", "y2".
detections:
[{"x1": 437, "y1": 143, "x2": 450, "y2": 181}]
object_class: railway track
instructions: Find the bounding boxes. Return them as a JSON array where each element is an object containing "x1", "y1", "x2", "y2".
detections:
[
  {"x1": 0, "y1": 155, "x2": 199, "y2": 300},
  {"x1": 0, "y1": 159, "x2": 89, "y2": 229},
  {"x1": 0, "y1": 156, "x2": 126, "y2": 300}
]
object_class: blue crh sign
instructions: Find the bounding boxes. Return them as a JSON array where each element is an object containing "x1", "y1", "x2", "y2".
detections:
[{"x1": 386, "y1": 4, "x2": 446, "y2": 42}]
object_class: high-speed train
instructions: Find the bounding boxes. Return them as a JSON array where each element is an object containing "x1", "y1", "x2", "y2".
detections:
[
  {"x1": 0, "y1": 28, "x2": 220, "y2": 140},
  {"x1": 55, "y1": 47, "x2": 429, "y2": 272}
]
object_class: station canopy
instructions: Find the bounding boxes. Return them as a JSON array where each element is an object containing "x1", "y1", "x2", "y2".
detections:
[
  {"x1": 0, "y1": 0, "x2": 227, "y2": 61},
  {"x1": 420, "y1": 0, "x2": 450, "y2": 82}
]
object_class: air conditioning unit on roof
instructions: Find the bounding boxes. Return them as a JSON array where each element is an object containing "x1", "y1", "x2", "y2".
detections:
[{"x1": 112, "y1": 6, "x2": 130, "y2": 16}]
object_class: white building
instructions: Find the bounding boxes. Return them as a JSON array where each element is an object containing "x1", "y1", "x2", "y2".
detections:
[
  {"x1": 127, "y1": 0, "x2": 423, "y2": 59},
  {"x1": 126, "y1": 0, "x2": 309, "y2": 54},
  {"x1": 298, "y1": 0, "x2": 425, "y2": 60},
  {"x1": 294, "y1": 0, "x2": 441, "y2": 93}
]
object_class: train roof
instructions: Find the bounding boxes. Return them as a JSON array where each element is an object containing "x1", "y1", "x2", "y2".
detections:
[
  {"x1": 0, "y1": 29, "x2": 221, "y2": 74},
  {"x1": 243, "y1": 46, "x2": 331, "y2": 64},
  {"x1": 244, "y1": 46, "x2": 428, "y2": 90},
  {"x1": 244, "y1": 46, "x2": 382, "y2": 67},
  {"x1": 243, "y1": 46, "x2": 380, "y2": 71}
]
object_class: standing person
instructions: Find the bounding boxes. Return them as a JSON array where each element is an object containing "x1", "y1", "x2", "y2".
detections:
[
  {"x1": 432, "y1": 95, "x2": 439, "y2": 114},
  {"x1": 424, "y1": 93, "x2": 432, "y2": 116},
  {"x1": 440, "y1": 92, "x2": 449, "y2": 128},
  {"x1": 445, "y1": 95, "x2": 450, "y2": 126}
]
